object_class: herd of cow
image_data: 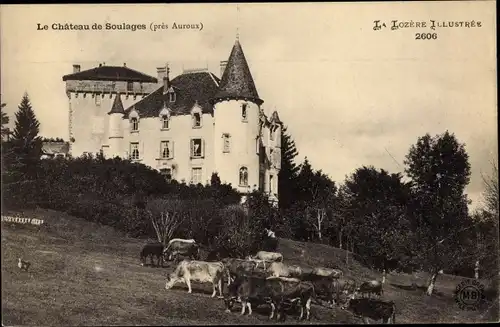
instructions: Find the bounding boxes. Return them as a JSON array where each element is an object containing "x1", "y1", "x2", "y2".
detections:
[{"x1": 140, "y1": 238, "x2": 397, "y2": 324}]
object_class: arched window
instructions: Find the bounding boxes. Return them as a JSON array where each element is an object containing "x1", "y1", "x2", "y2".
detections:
[
  {"x1": 130, "y1": 117, "x2": 139, "y2": 131},
  {"x1": 239, "y1": 167, "x2": 249, "y2": 186},
  {"x1": 192, "y1": 112, "x2": 201, "y2": 128}
]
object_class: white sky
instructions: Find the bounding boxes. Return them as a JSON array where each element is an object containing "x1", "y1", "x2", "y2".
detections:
[{"x1": 1, "y1": 2, "x2": 497, "y2": 211}]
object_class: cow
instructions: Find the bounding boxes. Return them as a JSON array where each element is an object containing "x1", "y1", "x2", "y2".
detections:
[
  {"x1": 356, "y1": 280, "x2": 384, "y2": 298},
  {"x1": 312, "y1": 267, "x2": 344, "y2": 279},
  {"x1": 221, "y1": 258, "x2": 258, "y2": 285},
  {"x1": 163, "y1": 239, "x2": 200, "y2": 263},
  {"x1": 165, "y1": 260, "x2": 225, "y2": 298},
  {"x1": 225, "y1": 275, "x2": 316, "y2": 321},
  {"x1": 140, "y1": 243, "x2": 164, "y2": 267},
  {"x1": 250, "y1": 251, "x2": 283, "y2": 263},
  {"x1": 267, "y1": 262, "x2": 313, "y2": 278},
  {"x1": 341, "y1": 294, "x2": 396, "y2": 324}
]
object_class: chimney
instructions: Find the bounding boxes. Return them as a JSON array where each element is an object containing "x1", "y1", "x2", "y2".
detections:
[
  {"x1": 220, "y1": 60, "x2": 228, "y2": 77},
  {"x1": 123, "y1": 63, "x2": 127, "y2": 67},
  {"x1": 157, "y1": 66, "x2": 167, "y2": 83},
  {"x1": 99, "y1": 63, "x2": 102, "y2": 67},
  {"x1": 73, "y1": 64, "x2": 81, "y2": 73}
]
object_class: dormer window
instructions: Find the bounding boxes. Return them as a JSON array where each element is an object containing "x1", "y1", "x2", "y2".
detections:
[
  {"x1": 169, "y1": 92, "x2": 176, "y2": 103},
  {"x1": 130, "y1": 117, "x2": 139, "y2": 132},
  {"x1": 161, "y1": 115, "x2": 170, "y2": 130},
  {"x1": 241, "y1": 103, "x2": 248, "y2": 121},
  {"x1": 270, "y1": 126, "x2": 275, "y2": 141},
  {"x1": 192, "y1": 112, "x2": 201, "y2": 128},
  {"x1": 127, "y1": 82, "x2": 134, "y2": 92}
]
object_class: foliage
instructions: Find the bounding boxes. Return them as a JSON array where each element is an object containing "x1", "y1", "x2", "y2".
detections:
[
  {"x1": 278, "y1": 125, "x2": 300, "y2": 209},
  {"x1": 480, "y1": 159, "x2": 499, "y2": 218},
  {"x1": 339, "y1": 166, "x2": 413, "y2": 271},
  {"x1": 1, "y1": 102, "x2": 10, "y2": 139},
  {"x1": 404, "y1": 131, "x2": 472, "y2": 294}
]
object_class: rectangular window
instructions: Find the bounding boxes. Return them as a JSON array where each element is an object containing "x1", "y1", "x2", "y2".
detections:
[
  {"x1": 191, "y1": 167, "x2": 202, "y2": 184},
  {"x1": 256, "y1": 136, "x2": 260, "y2": 155},
  {"x1": 160, "y1": 141, "x2": 173, "y2": 159},
  {"x1": 131, "y1": 118, "x2": 139, "y2": 131},
  {"x1": 223, "y1": 133, "x2": 230, "y2": 153},
  {"x1": 160, "y1": 168, "x2": 172, "y2": 182},
  {"x1": 269, "y1": 175, "x2": 274, "y2": 194},
  {"x1": 190, "y1": 138, "x2": 204, "y2": 158},
  {"x1": 169, "y1": 92, "x2": 176, "y2": 103},
  {"x1": 270, "y1": 128, "x2": 275, "y2": 141},
  {"x1": 161, "y1": 115, "x2": 169, "y2": 129},
  {"x1": 241, "y1": 103, "x2": 248, "y2": 121},
  {"x1": 127, "y1": 82, "x2": 134, "y2": 92},
  {"x1": 192, "y1": 113, "x2": 201, "y2": 128},
  {"x1": 130, "y1": 142, "x2": 140, "y2": 160}
]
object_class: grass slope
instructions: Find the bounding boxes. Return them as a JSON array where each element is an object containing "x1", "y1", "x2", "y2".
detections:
[{"x1": 2, "y1": 208, "x2": 497, "y2": 325}]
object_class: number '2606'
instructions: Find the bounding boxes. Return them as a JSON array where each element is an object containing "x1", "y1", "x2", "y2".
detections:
[{"x1": 415, "y1": 33, "x2": 438, "y2": 40}]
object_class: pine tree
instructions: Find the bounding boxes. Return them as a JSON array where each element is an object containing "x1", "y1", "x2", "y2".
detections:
[
  {"x1": 10, "y1": 93, "x2": 43, "y2": 173},
  {"x1": 278, "y1": 125, "x2": 300, "y2": 209}
]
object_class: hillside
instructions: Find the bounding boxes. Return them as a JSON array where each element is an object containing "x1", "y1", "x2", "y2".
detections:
[{"x1": 2, "y1": 208, "x2": 497, "y2": 325}]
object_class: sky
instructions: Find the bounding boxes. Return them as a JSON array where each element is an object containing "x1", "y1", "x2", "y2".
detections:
[{"x1": 1, "y1": 2, "x2": 497, "y2": 211}]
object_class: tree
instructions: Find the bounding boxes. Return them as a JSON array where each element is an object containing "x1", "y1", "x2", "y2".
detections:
[
  {"x1": 210, "y1": 172, "x2": 222, "y2": 187},
  {"x1": 404, "y1": 131, "x2": 472, "y2": 295},
  {"x1": 278, "y1": 125, "x2": 300, "y2": 209},
  {"x1": 1, "y1": 102, "x2": 10, "y2": 140},
  {"x1": 147, "y1": 198, "x2": 183, "y2": 246},
  {"x1": 481, "y1": 159, "x2": 499, "y2": 218},
  {"x1": 9, "y1": 93, "x2": 43, "y2": 173},
  {"x1": 339, "y1": 166, "x2": 412, "y2": 270}
]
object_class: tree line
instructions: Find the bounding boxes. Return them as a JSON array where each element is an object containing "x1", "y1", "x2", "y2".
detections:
[{"x1": 1, "y1": 93, "x2": 498, "y2": 297}]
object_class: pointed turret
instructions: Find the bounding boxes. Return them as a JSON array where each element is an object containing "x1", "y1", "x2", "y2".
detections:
[
  {"x1": 108, "y1": 93, "x2": 125, "y2": 115},
  {"x1": 213, "y1": 40, "x2": 263, "y2": 105}
]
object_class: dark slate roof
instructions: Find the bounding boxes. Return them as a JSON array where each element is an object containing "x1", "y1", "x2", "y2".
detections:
[
  {"x1": 108, "y1": 94, "x2": 125, "y2": 115},
  {"x1": 270, "y1": 111, "x2": 282, "y2": 124},
  {"x1": 62, "y1": 65, "x2": 157, "y2": 83},
  {"x1": 124, "y1": 71, "x2": 221, "y2": 118},
  {"x1": 212, "y1": 40, "x2": 263, "y2": 105}
]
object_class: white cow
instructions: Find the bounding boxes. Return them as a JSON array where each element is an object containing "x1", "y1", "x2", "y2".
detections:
[
  {"x1": 165, "y1": 260, "x2": 225, "y2": 298},
  {"x1": 250, "y1": 251, "x2": 283, "y2": 263}
]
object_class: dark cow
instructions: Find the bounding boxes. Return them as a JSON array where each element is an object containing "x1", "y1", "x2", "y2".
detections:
[
  {"x1": 342, "y1": 295, "x2": 396, "y2": 324},
  {"x1": 140, "y1": 243, "x2": 164, "y2": 267},
  {"x1": 357, "y1": 280, "x2": 384, "y2": 298},
  {"x1": 299, "y1": 274, "x2": 356, "y2": 307},
  {"x1": 163, "y1": 239, "x2": 200, "y2": 263},
  {"x1": 221, "y1": 258, "x2": 258, "y2": 285},
  {"x1": 225, "y1": 275, "x2": 316, "y2": 321}
]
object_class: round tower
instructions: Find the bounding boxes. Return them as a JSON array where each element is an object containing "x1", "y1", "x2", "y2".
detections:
[
  {"x1": 107, "y1": 93, "x2": 125, "y2": 158},
  {"x1": 212, "y1": 39, "x2": 264, "y2": 194}
]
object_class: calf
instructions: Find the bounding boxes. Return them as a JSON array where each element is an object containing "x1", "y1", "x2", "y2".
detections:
[
  {"x1": 357, "y1": 280, "x2": 384, "y2": 298},
  {"x1": 342, "y1": 295, "x2": 396, "y2": 324},
  {"x1": 165, "y1": 260, "x2": 224, "y2": 298},
  {"x1": 163, "y1": 240, "x2": 200, "y2": 263},
  {"x1": 140, "y1": 243, "x2": 164, "y2": 267},
  {"x1": 221, "y1": 258, "x2": 258, "y2": 285}
]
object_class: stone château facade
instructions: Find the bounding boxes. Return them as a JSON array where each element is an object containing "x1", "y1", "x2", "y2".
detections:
[{"x1": 62, "y1": 39, "x2": 282, "y2": 204}]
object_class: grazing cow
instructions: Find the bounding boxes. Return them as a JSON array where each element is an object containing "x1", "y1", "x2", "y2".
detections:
[
  {"x1": 165, "y1": 260, "x2": 225, "y2": 298},
  {"x1": 267, "y1": 262, "x2": 314, "y2": 279},
  {"x1": 357, "y1": 280, "x2": 384, "y2": 298},
  {"x1": 163, "y1": 239, "x2": 200, "y2": 263},
  {"x1": 221, "y1": 258, "x2": 258, "y2": 285},
  {"x1": 140, "y1": 243, "x2": 164, "y2": 267},
  {"x1": 225, "y1": 275, "x2": 316, "y2": 321},
  {"x1": 251, "y1": 251, "x2": 283, "y2": 263},
  {"x1": 312, "y1": 267, "x2": 344, "y2": 279},
  {"x1": 342, "y1": 295, "x2": 396, "y2": 324}
]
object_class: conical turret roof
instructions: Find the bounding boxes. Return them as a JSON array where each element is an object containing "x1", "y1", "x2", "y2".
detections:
[
  {"x1": 108, "y1": 93, "x2": 125, "y2": 115},
  {"x1": 213, "y1": 40, "x2": 263, "y2": 105}
]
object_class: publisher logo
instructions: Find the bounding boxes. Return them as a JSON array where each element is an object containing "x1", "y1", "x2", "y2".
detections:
[{"x1": 455, "y1": 279, "x2": 486, "y2": 311}]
